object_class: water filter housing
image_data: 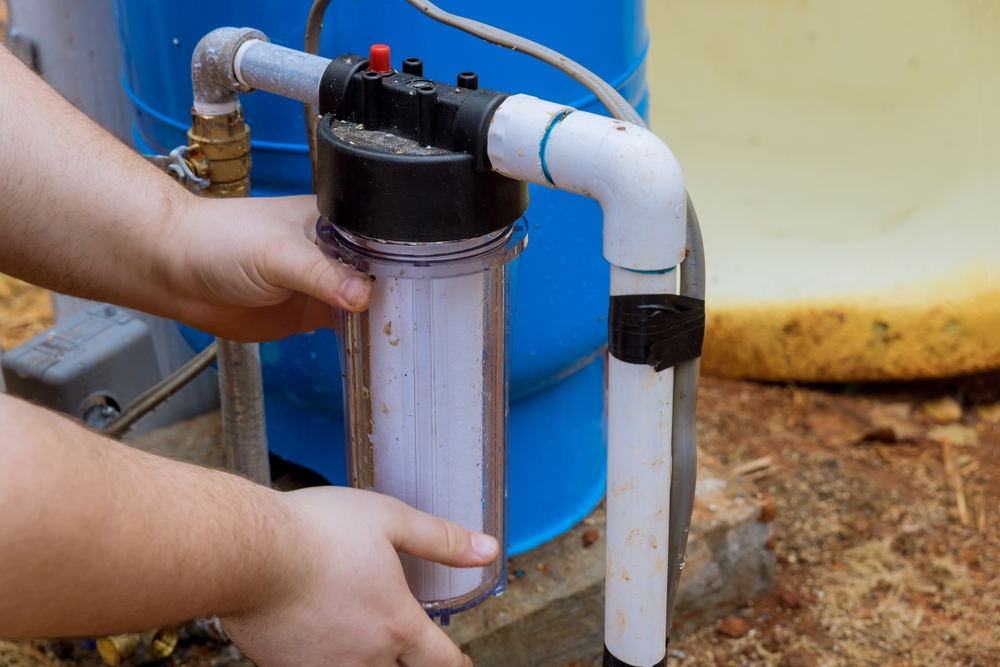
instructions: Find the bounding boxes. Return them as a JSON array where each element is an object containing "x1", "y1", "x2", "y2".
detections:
[
  {"x1": 314, "y1": 50, "x2": 528, "y2": 620},
  {"x1": 321, "y1": 223, "x2": 525, "y2": 618},
  {"x1": 116, "y1": 0, "x2": 650, "y2": 554}
]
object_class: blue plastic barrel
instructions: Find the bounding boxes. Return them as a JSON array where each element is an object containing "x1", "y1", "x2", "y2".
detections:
[{"x1": 114, "y1": 0, "x2": 648, "y2": 554}]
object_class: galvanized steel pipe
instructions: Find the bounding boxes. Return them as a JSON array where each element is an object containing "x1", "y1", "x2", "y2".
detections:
[
  {"x1": 216, "y1": 339, "x2": 270, "y2": 486},
  {"x1": 189, "y1": 31, "x2": 271, "y2": 486},
  {"x1": 234, "y1": 40, "x2": 332, "y2": 106}
]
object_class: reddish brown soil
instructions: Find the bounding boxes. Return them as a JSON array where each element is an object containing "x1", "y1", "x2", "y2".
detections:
[{"x1": 664, "y1": 376, "x2": 999, "y2": 667}]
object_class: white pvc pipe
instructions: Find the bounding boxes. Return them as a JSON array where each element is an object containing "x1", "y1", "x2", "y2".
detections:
[
  {"x1": 606, "y1": 265, "x2": 675, "y2": 666},
  {"x1": 488, "y1": 94, "x2": 687, "y2": 666},
  {"x1": 234, "y1": 40, "x2": 332, "y2": 106},
  {"x1": 487, "y1": 94, "x2": 687, "y2": 271}
]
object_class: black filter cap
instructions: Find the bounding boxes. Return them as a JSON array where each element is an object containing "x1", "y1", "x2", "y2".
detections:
[{"x1": 316, "y1": 53, "x2": 528, "y2": 243}]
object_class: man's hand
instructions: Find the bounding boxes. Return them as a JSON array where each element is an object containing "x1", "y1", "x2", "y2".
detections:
[
  {"x1": 0, "y1": 44, "x2": 371, "y2": 341},
  {"x1": 226, "y1": 488, "x2": 497, "y2": 667},
  {"x1": 0, "y1": 39, "x2": 491, "y2": 667},
  {"x1": 0, "y1": 395, "x2": 497, "y2": 666},
  {"x1": 158, "y1": 194, "x2": 372, "y2": 342}
]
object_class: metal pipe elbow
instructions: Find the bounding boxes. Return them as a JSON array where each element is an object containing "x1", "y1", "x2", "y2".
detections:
[
  {"x1": 191, "y1": 27, "x2": 268, "y2": 114},
  {"x1": 487, "y1": 94, "x2": 687, "y2": 271}
]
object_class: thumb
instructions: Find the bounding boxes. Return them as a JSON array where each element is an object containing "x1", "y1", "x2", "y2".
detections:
[
  {"x1": 263, "y1": 237, "x2": 373, "y2": 312},
  {"x1": 380, "y1": 497, "x2": 500, "y2": 568}
]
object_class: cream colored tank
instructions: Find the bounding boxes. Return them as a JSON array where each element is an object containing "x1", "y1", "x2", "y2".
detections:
[{"x1": 647, "y1": 0, "x2": 1000, "y2": 381}]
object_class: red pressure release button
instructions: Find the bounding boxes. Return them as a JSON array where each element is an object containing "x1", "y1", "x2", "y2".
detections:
[{"x1": 369, "y1": 44, "x2": 392, "y2": 74}]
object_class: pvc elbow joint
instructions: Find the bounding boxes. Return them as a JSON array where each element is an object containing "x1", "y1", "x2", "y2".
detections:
[{"x1": 487, "y1": 94, "x2": 687, "y2": 271}]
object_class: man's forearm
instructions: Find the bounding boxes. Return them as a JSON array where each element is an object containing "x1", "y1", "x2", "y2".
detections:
[
  {"x1": 0, "y1": 44, "x2": 189, "y2": 313},
  {"x1": 0, "y1": 44, "x2": 374, "y2": 341},
  {"x1": 0, "y1": 393, "x2": 298, "y2": 637}
]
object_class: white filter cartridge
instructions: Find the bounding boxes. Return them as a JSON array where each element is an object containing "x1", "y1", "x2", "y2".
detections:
[{"x1": 368, "y1": 272, "x2": 487, "y2": 602}]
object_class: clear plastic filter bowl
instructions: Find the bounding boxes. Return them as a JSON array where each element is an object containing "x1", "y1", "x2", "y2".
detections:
[{"x1": 318, "y1": 219, "x2": 527, "y2": 622}]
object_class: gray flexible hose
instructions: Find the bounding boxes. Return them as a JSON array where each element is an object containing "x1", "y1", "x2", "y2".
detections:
[
  {"x1": 303, "y1": 0, "x2": 334, "y2": 191},
  {"x1": 665, "y1": 197, "x2": 705, "y2": 639},
  {"x1": 302, "y1": 0, "x2": 705, "y2": 640}
]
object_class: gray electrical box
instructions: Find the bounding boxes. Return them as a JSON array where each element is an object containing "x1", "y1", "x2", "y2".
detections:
[{"x1": 2, "y1": 304, "x2": 162, "y2": 424}]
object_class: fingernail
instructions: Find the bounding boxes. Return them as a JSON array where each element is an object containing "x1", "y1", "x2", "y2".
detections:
[
  {"x1": 471, "y1": 533, "x2": 498, "y2": 560},
  {"x1": 340, "y1": 275, "x2": 369, "y2": 307}
]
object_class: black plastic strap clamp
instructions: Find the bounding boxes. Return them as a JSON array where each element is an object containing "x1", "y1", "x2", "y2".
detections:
[{"x1": 608, "y1": 294, "x2": 705, "y2": 372}]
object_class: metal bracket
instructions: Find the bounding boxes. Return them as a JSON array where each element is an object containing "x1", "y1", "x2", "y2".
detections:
[{"x1": 145, "y1": 145, "x2": 211, "y2": 193}]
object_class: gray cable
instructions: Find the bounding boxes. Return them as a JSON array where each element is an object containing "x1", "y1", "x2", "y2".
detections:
[
  {"x1": 402, "y1": 0, "x2": 644, "y2": 128},
  {"x1": 103, "y1": 342, "x2": 218, "y2": 439},
  {"x1": 301, "y1": 0, "x2": 645, "y2": 181}
]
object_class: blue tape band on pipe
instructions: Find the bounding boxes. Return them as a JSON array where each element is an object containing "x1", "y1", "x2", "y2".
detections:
[
  {"x1": 619, "y1": 266, "x2": 677, "y2": 275},
  {"x1": 539, "y1": 109, "x2": 573, "y2": 186}
]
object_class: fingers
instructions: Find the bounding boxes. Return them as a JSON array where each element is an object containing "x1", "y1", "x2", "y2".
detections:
[
  {"x1": 262, "y1": 237, "x2": 373, "y2": 312},
  {"x1": 269, "y1": 195, "x2": 373, "y2": 311},
  {"x1": 380, "y1": 497, "x2": 499, "y2": 568},
  {"x1": 174, "y1": 292, "x2": 336, "y2": 342},
  {"x1": 397, "y1": 604, "x2": 473, "y2": 667}
]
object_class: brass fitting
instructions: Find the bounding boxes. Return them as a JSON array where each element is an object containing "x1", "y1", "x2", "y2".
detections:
[
  {"x1": 96, "y1": 634, "x2": 138, "y2": 666},
  {"x1": 182, "y1": 147, "x2": 211, "y2": 183},
  {"x1": 142, "y1": 626, "x2": 179, "y2": 660},
  {"x1": 188, "y1": 108, "x2": 251, "y2": 198},
  {"x1": 96, "y1": 626, "x2": 178, "y2": 666}
]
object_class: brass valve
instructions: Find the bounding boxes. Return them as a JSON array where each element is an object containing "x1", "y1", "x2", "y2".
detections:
[{"x1": 187, "y1": 108, "x2": 252, "y2": 198}]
